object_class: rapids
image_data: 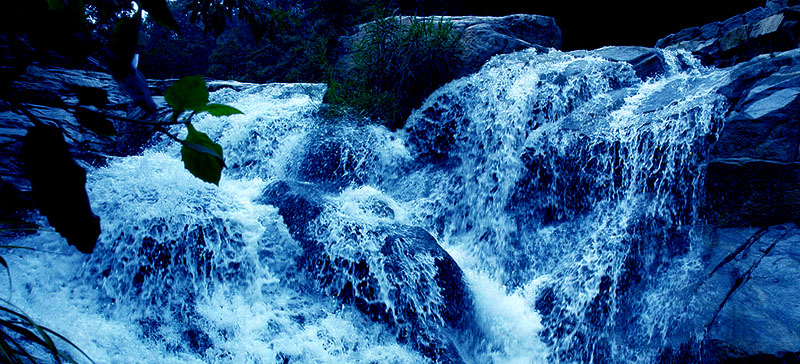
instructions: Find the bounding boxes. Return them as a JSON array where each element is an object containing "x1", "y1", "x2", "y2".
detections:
[{"x1": 2, "y1": 47, "x2": 731, "y2": 363}]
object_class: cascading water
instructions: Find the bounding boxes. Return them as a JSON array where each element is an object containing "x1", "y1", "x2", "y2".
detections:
[
  {"x1": 2, "y1": 47, "x2": 731, "y2": 363},
  {"x1": 404, "y1": 48, "x2": 730, "y2": 363}
]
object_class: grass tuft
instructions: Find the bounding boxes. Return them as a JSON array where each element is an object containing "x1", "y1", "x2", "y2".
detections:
[{"x1": 325, "y1": 15, "x2": 461, "y2": 130}]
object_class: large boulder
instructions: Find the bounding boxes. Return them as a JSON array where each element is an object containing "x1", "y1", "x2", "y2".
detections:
[
  {"x1": 656, "y1": 3, "x2": 800, "y2": 67},
  {"x1": 334, "y1": 14, "x2": 562, "y2": 81},
  {"x1": 652, "y1": 4, "x2": 800, "y2": 361},
  {"x1": 258, "y1": 180, "x2": 475, "y2": 364}
]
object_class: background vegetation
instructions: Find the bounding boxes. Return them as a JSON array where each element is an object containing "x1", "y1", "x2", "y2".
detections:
[{"x1": 324, "y1": 16, "x2": 461, "y2": 129}]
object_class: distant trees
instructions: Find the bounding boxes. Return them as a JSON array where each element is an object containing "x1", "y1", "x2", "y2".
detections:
[
  {"x1": 138, "y1": 0, "x2": 456, "y2": 84},
  {"x1": 138, "y1": 1, "x2": 214, "y2": 79}
]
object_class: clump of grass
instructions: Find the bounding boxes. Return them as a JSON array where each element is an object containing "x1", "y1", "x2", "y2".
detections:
[
  {"x1": 0, "y1": 297, "x2": 93, "y2": 364},
  {"x1": 325, "y1": 15, "x2": 461, "y2": 130}
]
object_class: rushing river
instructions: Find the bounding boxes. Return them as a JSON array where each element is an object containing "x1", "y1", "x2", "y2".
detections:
[{"x1": 3, "y1": 47, "x2": 731, "y2": 363}]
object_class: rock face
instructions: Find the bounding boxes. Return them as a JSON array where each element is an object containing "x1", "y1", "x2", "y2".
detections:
[
  {"x1": 0, "y1": 66, "x2": 162, "y2": 216},
  {"x1": 334, "y1": 14, "x2": 562, "y2": 81},
  {"x1": 258, "y1": 180, "x2": 474, "y2": 364},
  {"x1": 656, "y1": 3, "x2": 800, "y2": 66},
  {"x1": 655, "y1": 2, "x2": 800, "y2": 362},
  {"x1": 704, "y1": 48, "x2": 800, "y2": 226},
  {"x1": 693, "y1": 224, "x2": 800, "y2": 362}
]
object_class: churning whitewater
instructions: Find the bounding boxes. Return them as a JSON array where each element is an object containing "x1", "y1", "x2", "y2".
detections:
[{"x1": 3, "y1": 47, "x2": 731, "y2": 363}]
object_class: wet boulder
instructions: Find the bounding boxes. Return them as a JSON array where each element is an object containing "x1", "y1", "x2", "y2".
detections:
[
  {"x1": 587, "y1": 46, "x2": 667, "y2": 80},
  {"x1": 259, "y1": 180, "x2": 474, "y2": 363},
  {"x1": 294, "y1": 130, "x2": 370, "y2": 189},
  {"x1": 290, "y1": 125, "x2": 410, "y2": 190}
]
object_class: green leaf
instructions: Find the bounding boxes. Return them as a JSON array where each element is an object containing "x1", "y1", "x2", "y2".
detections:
[
  {"x1": 165, "y1": 76, "x2": 209, "y2": 120},
  {"x1": 46, "y1": 0, "x2": 65, "y2": 11},
  {"x1": 137, "y1": 0, "x2": 180, "y2": 32},
  {"x1": 181, "y1": 123, "x2": 224, "y2": 185},
  {"x1": 202, "y1": 103, "x2": 243, "y2": 117},
  {"x1": 74, "y1": 107, "x2": 116, "y2": 136}
]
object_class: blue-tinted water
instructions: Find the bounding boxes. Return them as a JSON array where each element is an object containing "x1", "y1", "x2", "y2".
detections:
[{"x1": 3, "y1": 48, "x2": 731, "y2": 363}]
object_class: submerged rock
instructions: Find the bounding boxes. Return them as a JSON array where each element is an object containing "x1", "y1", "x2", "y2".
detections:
[
  {"x1": 293, "y1": 128, "x2": 375, "y2": 190},
  {"x1": 259, "y1": 180, "x2": 475, "y2": 363}
]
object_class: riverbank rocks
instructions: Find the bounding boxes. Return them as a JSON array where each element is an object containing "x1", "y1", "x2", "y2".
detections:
[
  {"x1": 656, "y1": 3, "x2": 800, "y2": 66},
  {"x1": 258, "y1": 180, "x2": 474, "y2": 364},
  {"x1": 148, "y1": 78, "x2": 262, "y2": 95},
  {"x1": 654, "y1": 2, "x2": 800, "y2": 361},
  {"x1": 0, "y1": 66, "x2": 163, "y2": 217},
  {"x1": 334, "y1": 14, "x2": 561, "y2": 81},
  {"x1": 704, "y1": 48, "x2": 800, "y2": 226}
]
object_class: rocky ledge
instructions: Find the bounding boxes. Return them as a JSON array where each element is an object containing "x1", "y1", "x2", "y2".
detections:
[
  {"x1": 656, "y1": 0, "x2": 800, "y2": 67},
  {"x1": 0, "y1": 66, "x2": 166, "y2": 218},
  {"x1": 655, "y1": 1, "x2": 800, "y2": 362}
]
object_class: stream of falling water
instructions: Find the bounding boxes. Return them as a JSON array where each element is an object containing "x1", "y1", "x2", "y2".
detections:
[{"x1": 2, "y1": 47, "x2": 730, "y2": 363}]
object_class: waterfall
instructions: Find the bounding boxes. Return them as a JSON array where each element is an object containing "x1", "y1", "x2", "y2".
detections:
[
  {"x1": 405, "y1": 48, "x2": 730, "y2": 363},
  {"x1": 2, "y1": 47, "x2": 731, "y2": 363}
]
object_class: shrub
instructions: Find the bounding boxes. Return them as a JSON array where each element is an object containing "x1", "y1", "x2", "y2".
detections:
[{"x1": 325, "y1": 15, "x2": 461, "y2": 130}]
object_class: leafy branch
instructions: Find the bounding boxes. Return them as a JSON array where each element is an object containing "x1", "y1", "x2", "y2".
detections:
[{"x1": 3, "y1": 1, "x2": 243, "y2": 363}]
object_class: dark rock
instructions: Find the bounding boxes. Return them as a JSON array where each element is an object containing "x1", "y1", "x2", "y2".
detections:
[
  {"x1": 589, "y1": 46, "x2": 668, "y2": 80},
  {"x1": 705, "y1": 49, "x2": 800, "y2": 226},
  {"x1": 289, "y1": 125, "x2": 403, "y2": 190},
  {"x1": 334, "y1": 14, "x2": 561, "y2": 81},
  {"x1": 405, "y1": 91, "x2": 469, "y2": 163},
  {"x1": 656, "y1": 4, "x2": 800, "y2": 67},
  {"x1": 182, "y1": 327, "x2": 212, "y2": 354},
  {"x1": 705, "y1": 159, "x2": 800, "y2": 226},
  {"x1": 255, "y1": 180, "x2": 326, "y2": 248},
  {"x1": 295, "y1": 131, "x2": 367, "y2": 189},
  {"x1": 0, "y1": 66, "x2": 164, "y2": 216},
  {"x1": 258, "y1": 180, "x2": 474, "y2": 364}
]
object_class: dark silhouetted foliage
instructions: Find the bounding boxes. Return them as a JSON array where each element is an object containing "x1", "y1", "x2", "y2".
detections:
[{"x1": 21, "y1": 123, "x2": 100, "y2": 253}]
